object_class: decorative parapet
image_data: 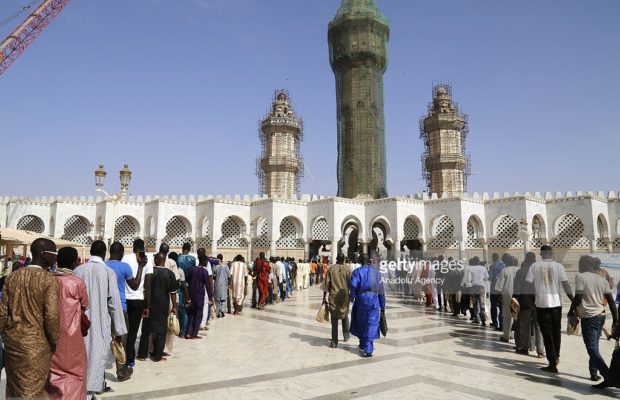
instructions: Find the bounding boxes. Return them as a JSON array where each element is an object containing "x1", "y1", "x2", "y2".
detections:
[
  {"x1": 382, "y1": 196, "x2": 423, "y2": 205},
  {"x1": 1, "y1": 191, "x2": 618, "y2": 207}
]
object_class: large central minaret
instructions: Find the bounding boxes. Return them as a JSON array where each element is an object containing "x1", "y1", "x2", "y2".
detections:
[{"x1": 328, "y1": 0, "x2": 389, "y2": 199}]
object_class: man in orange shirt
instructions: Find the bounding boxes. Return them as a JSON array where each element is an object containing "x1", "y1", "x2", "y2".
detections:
[{"x1": 310, "y1": 260, "x2": 317, "y2": 286}]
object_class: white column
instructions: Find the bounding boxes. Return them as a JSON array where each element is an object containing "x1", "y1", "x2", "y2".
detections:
[
  {"x1": 270, "y1": 240, "x2": 277, "y2": 257},
  {"x1": 211, "y1": 239, "x2": 217, "y2": 257},
  {"x1": 387, "y1": 244, "x2": 395, "y2": 261},
  {"x1": 523, "y1": 237, "x2": 531, "y2": 254},
  {"x1": 304, "y1": 241, "x2": 310, "y2": 261},
  {"x1": 247, "y1": 236, "x2": 252, "y2": 262},
  {"x1": 458, "y1": 240, "x2": 465, "y2": 260}
]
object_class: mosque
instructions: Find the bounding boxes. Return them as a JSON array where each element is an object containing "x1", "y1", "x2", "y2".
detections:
[{"x1": 1, "y1": 0, "x2": 618, "y2": 271}]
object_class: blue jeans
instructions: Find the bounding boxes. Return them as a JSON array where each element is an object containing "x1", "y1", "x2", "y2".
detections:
[
  {"x1": 490, "y1": 293, "x2": 503, "y2": 328},
  {"x1": 178, "y1": 291, "x2": 189, "y2": 337},
  {"x1": 581, "y1": 314, "x2": 609, "y2": 379}
]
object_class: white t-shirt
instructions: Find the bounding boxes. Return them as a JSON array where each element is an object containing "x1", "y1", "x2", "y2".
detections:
[
  {"x1": 466, "y1": 265, "x2": 488, "y2": 288},
  {"x1": 275, "y1": 261, "x2": 285, "y2": 283},
  {"x1": 122, "y1": 253, "x2": 154, "y2": 301},
  {"x1": 526, "y1": 260, "x2": 568, "y2": 308}
]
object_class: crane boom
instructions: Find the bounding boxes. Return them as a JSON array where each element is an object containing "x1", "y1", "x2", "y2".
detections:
[{"x1": 0, "y1": 0, "x2": 70, "y2": 76}]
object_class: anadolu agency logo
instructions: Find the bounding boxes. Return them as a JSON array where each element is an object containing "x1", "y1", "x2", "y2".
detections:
[{"x1": 379, "y1": 259, "x2": 465, "y2": 286}]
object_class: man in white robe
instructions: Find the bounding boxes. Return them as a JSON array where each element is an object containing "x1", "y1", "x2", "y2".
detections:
[{"x1": 75, "y1": 241, "x2": 127, "y2": 399}]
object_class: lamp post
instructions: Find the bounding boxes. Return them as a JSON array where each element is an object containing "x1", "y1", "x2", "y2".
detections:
[{"x1": 94, "y1": 164, "x2": 132, "y2": 245}]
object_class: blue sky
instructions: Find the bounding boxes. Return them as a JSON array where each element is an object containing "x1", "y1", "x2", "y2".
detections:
[{"x1": 1, "y1": 0, "x2": 619, "y2": 197}]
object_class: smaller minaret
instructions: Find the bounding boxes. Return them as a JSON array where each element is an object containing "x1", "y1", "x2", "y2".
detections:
[
  {"x1": 420, "y1": 84, "x2": 471, "y2": 197},
  {"x1": 257, "y1": 90, "x2": 304, "y2": 199}
]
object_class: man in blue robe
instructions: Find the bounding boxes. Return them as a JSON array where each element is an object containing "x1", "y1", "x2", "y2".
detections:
[
  {"x1": 284, "y1": 258, "x2": 293, "y2": 296},
  {"x1": 176, "y1": 243, "x2": 197, "y2": 336},
  {"x1": 349, "y1": 254, "x2": 385, "y2": 357}
]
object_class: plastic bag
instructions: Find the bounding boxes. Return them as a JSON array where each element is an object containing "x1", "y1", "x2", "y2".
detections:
[
  {"x1": 110, "y1": 337, "x2": 126, "y2": 365},
  {"x1": 168, "y1": 313, "x2": 180, "y2": 336},
  {"x1": 316, "y1": 303, "x2": 329, "y2": 323}
]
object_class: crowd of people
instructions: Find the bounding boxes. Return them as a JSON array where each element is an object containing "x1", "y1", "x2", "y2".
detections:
[
  {"x1": 0, "y1": 237, "x2": 332, "y2": 399},
  {"x1": 0, "y1": 234, "x2": 393, "y2": 399},
  {"x1": 1, "y1": 239, "x2": 619, "y2": 397},
  {"x1": 387, "y1": 246, "x2": 620, "y2": 389}
]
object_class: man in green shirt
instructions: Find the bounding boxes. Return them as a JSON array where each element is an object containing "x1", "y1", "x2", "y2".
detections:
[{"x1": 322, "y1": 253, "x2": 352, "y2": 348}]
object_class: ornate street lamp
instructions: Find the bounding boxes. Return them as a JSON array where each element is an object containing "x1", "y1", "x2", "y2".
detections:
[
  {"x1": 95, "y1": 165, "x2": 107, "y2": 189},
  {"x1": 119, "y1": 164, "x2": 132, "y2": 193},
  {"x1": 94, "y1": 164, "x2": 132, "y2": 245}
]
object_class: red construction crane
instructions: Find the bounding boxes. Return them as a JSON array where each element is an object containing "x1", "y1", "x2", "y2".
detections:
[{"x1": 0, "y1": 0, "x2": 70, "y2": 76}]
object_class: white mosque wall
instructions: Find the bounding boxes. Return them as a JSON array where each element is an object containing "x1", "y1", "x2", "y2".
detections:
[{"x1": 2, "y1": 192, "x2": 620, "y2": 271}]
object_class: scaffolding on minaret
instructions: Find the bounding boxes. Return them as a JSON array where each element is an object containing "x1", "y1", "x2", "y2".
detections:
[
  {"x1": 419, "y1": 83, "x2": 471, "y2": 197},
  {"x1": 256, "y1": 89, "x2": 304, "y2": 199},
  {"x1": 329, "y1": 0, "x2": 389, "y2": 199}
]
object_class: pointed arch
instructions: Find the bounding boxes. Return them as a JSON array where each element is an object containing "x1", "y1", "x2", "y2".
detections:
[
  {"x1": 465, "y1": 215, "x2": 483, "y2": 249},
  {"x1": 311, "y1": 216, "x2": 330, "y2": 241},
  {"x1": 403, "y1": 215, "x2": 422, "y2": 240},
  {"x1": 16, "y1": 215, "x2": 45, "y2": 233},
  {"x1": 276, "y1": 216, "x2": 304, "y2": 249},
  {"x1": 61, "y1": 215, "x2": 93, "y2": 245},
  {"x1": 218, "y1": 216, "x2": 248, "y2": 247},
  {"x1": 163, "y1": 216, "x2": 193, "y2": 247},
  {"x1": 489, "y1": 215, "x2": 522, "y2": 249},
  {"x1": 551, "y1": 214, "x2": 589, "y2": 249},
  {"x1": 114, "y1": 216, "x2": 140, "y2": 247},
  {"x1": 428, "y1": 215, "x2": 458, "y2": 249}
]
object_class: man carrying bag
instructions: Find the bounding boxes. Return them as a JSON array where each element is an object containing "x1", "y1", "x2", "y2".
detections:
[
  {"x1": 321, "y1": 253, "x2": 351, "y2": 348},
  {"x1": 568, "y1": 255, "x2": 618, "y2": 388}
]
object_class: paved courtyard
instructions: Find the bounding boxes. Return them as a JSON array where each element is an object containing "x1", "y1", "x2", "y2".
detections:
[{"x1": 2, "y1": 287, "x2": 618, "y2": 399}]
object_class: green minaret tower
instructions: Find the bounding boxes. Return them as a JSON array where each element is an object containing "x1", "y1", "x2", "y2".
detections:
[{"x1": 329, "y1": 0, "x2": 389, "y2": 199}]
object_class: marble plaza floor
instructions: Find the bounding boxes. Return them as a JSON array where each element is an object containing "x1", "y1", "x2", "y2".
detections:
[{"x1": 2, "y1": 287, "x2": 619, "y2": 399}]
